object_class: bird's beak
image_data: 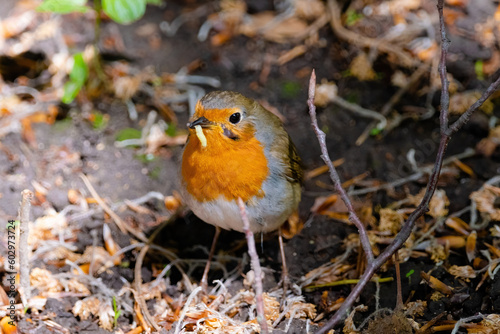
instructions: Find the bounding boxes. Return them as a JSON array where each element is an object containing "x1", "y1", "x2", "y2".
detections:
[{"x1": 188, "y1": 116, "x2": 213, "y2": 129}]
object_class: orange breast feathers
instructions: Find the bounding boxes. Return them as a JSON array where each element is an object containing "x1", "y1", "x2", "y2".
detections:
[{"x1": 181, "y1": 122, "x2": 269, "y2": 203}]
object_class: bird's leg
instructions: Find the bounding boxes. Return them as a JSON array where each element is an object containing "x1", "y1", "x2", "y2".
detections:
[
  {"x1": 201, "y1": 226, "x2": 221, "y2": 293},
  {"x1": 278, "y1": 227, "x2": 289, "y2": 301}
]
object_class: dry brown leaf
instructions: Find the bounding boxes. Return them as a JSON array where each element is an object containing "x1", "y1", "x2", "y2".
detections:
[
  {"x1": 263, "y1": 293, "x2": 280, "y2": 322},
  {"x1": 452, "y1": 158, "x2": 475, "y2": 177},
  {"x1": 343, "y1": 304, "x2": 368, "y2": 334},
  {"x1": 305, "y1": 158, "x2": 344, "y2": 180},
  {"x1": 349, "y1": 53, "x2": 376, "y2": 81},
  {"x1": 448, "y1": 265, "x2": 476, "y2": 281},
  {"x1": 378, "y1": 208, "x2": 404, "y2": 235},
  {"x1": 239, "y1": 12, "x2": 309, "y2": 43},
  {"x1": 412, "y1": 40, "x2": 438, "y2": 62},
  {"x1": 139, "y1": 279, "x2": 166, "y2": 301},
  {"x1": 78, "y1": 246, "x2": 114, "y2": 269},
  {"x1": 0, "y1": 287, "x2": 9, "y2": 306},
  {"x1": 404, "y1": 300, "x2": 427, "y2": 317},
  {"x1": 466, "y1": 230, "x2": 477, "y2": 262},
  {"x1": 67, "y1": 189, "x2": 83, "y2": 204},
  {"x1": 470, "y1": 184, "x2": 500, "y2": 220},
  {"x1": 420, "y1": 272, "x2": 453, "y2": 295},
  {"x1": 41, "y1": 246, "x2": 80, "y2": 263},
  {"x1": 72, "y1": 296, "x2": 100, "y2": 320},
  {"x1": 314, "y1": 80, "x2": 338, "y2": 107},
  {"x1": 408, "y1": 189, "x2": 449, "y2": 218},
  {"x1": 281, "y1": 210, "x2": 303, "y2": 239},
  {"x1": 113, "y1": 76, "x2": 142, "y2": 100},
  {"x1": 426, "y1": 241, "x2": 447, "y2": 263},
  {"x1": 284, "y1": 299, "x2": 317, "y2": 320},
  {"x1": 295, "y1": 0, "x2": 325, "y2": 20},
  {"x1": 145, "y1": 124, "x2": 188, "y2": 154},
  {"x1": 277, "y1": 45, "x2": 308, "y2": 66},
  {"x1": 30, "y1": 268, "x2": 62, "y2": 293},
  {"x1": 450, "y1": 91, "x2": 494, "y2": 115},
  {"x1": 476, "y1": 126, "x2": 500, "y2": 157},
  {"x1": 218, "y1": 0, "x2": 247, "y2": 30},
  {"x1": 103, "y1": 224, "x2": 122, "y2": 265},
  {"x1": 491, "y1": 225, "x2": 500, "y2": 237},
  {"x1": 483, "y1": 51, "x2": 500, "y2": 75},
  {"x1": 391, "y1": 71, "x2": 408, "y2": 88},
  {"x1": 445, "y1": 0, "x2": 468, "y2": 7},
  {"x1": 164, "y1": 194, "x2": 182, "y2": 212},
  {"x1": 445, "y1": 217, "x2": 470, "y2": 236},
  {"x1": 0, "y1": 10, "x2": 34, "y2": 38},
  {"x1": 304, "y1": 261, "x2": 354, "y2": 286},
  {"x1": 484, "y1": 243, "x2": 500, "y2": 259},
  {"x1": 468, "y1": 314, "x2": 500, "y2": 334},
  {"x1": 67, "y1": 278, "x2": 91, "y2": 295},
  {"x1": 310, "y1": 194, "x2": 338, "y2": 215},
  {"x1": 436, "y1": 235, "x2": 466, "y2": 249},
  {"x1": 98, "y1": 299, "x2": 116, "y2": 331}
]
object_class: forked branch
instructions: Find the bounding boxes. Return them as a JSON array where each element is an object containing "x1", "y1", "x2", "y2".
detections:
[{"x1": 311, "y1": 1, "x2": 500, "y2": 332}]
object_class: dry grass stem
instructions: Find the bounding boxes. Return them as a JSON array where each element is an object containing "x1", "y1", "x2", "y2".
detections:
[{"x1": 19, "y1": 189, "x2": 33, "y2": 308}]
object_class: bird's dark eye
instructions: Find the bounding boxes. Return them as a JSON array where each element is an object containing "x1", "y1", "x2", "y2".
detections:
[{"x1": 229, "y1": 112, "x2": 241, "y2": 124}]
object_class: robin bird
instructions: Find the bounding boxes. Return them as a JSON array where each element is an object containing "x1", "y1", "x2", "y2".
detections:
[{"x1": 180, "y1": 90, "x2": 303, "y2": 290}]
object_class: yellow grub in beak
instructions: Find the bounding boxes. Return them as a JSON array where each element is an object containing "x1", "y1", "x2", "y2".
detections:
[{"x1": 194, "y1": 124, "x2": 207, "y2": 148}]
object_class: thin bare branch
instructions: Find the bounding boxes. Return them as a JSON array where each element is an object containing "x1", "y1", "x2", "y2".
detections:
[
  {"x1": 437, "y1": 0, "x2": 450, "y2": 133},
  {"x1": 237, "y1": 198, "x2": 269, "y2": 334},
  {"x1": 446, "y1": 74, "x2": 500, "y2": 136},
  {"x1": 308, "y1": 70, "x2": 374, "y2": 263},
  {"x1": 314, "y1": 1, "x2": 500, "y2": 332}
]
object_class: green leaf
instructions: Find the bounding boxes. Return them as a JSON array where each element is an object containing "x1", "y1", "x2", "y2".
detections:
[
  {"x1": 62, "y1": 53, "x2": 88, "y2": 104},
  {"x1": 406, "y1": 269, "x2": 414, "y2": 278},
  {"x1": 102, "y1": 0, "x2": 146, "y2": 24},
  {"x1": 475, "y1": 60, "x2": 484, "y2": 81},
  {"x1": 91, "y1": 111, "x2": 109, "y2": 130},
  {"x1": 149, "y1": 166, "x2": 161, "y2": 179},
  {"x1": 37, "y1": 0, "x2": 89, "y2": 14},
  {"x1": 69, "y1": 53, "x2": 88, "y2": 86},
  {"x1": 165, "y1": 123, "x2": 177, "y2": 137},
  {"x1": 281, "y1": 81, "x2": 301, "y2": 99},
  {"x1": 62, "y1": 81, "x2": 81, "y2": 104},
  {"x1": 116, "y1": 128, "x2": 142, "y2": 141},
  {"x1": 135, "y1": 154, "x2": 156, "y2": 163},
  {"x1": 146, "y1": 0, "x2": 162, "y2": 5},
  {"x1": 345, "y1": 9, "x2": 363, "y2": 26}
]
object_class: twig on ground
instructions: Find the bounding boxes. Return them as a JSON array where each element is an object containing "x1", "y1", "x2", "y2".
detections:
[
  {"x1": 67, "y1": 191, "x2": 165, "y2": 222},
  {"x1": 451, "y1": 314, "x2": 484, "y2": 334},
  {"x1": 291, "y1": 13, "x2": 330, "y2": 43},
  {"x1": 348, "y1": 148, "x2": 475, "y2": 196},
  {"x1": 134, "y1": 244, "x2": 161, "y2": 332},
  {"x1": 332, "y1": 95, "x2": 387, "y2": 130},
  {"x1": 80, "y1": 174, "x2": 147, "y2": 242},
  {"x1": 356, "y1": 62, "x2": 431, "y2": 145},
  {"x1": 237, "y1": 198, "x2": 269, "y2": 334},
  {"x1": 133, "y1": 212, "x2": 184, "y2": 332},
  {"x1": 174, "y1": 286, "x2": 203, "y2": 334},
  {"x1": 312, "y1": 1, "x2": 500, "y2": 330},
  {"x1": 19, "y1": 189, "x2": 33, "y2": 308},
  {"x1": 394, "y1": 251, "x2": 403, "y2": 311},
  {"x1": 326, "y1": 0, "x2": 419, "y2": 68}
]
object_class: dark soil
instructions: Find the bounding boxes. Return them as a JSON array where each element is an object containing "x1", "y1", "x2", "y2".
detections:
[{"x1": 2, "y1": 1, "x2": 500, "y2": 333}]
